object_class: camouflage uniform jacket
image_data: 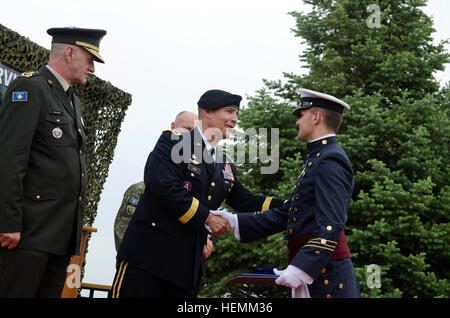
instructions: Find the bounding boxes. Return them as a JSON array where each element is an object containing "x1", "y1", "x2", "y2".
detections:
[{"x1": 114, "y1": 181, "x2": 145, "y2": 251}]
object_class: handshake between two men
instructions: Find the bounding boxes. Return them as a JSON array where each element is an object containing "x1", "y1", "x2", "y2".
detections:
[
  {"x1": 204, "y1": 209, "x2": 312, "y2": 298},
  {"x1": 109, "y1": 88, "x2": 360, "y2": 298}
]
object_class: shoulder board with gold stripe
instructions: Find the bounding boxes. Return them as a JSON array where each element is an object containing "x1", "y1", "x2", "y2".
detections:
[
  {"x1": 225, "y1": 153, "x2": 234, "y2": 163},
  {"x1": 20, "y1": 71, "x2": 39, "y2": 78},
  {"x1": 164, "y1": 129, "x2": 182, "y2": 136}
]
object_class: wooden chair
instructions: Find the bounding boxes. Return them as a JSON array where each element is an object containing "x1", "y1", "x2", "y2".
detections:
[{"x1": 61, "y1": 226, "x2": 104, "y2": 298}]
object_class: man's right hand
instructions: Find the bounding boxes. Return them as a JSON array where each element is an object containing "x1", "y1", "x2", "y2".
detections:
[
  {"x1": 205, "y1": 213, "x2": 231, "y2": 235},
  {"x1": 0, "y1": 232, "x2": 21, "y2": 250},
  {"x1": 210, "y1": 210, "x2": 240, "y2": 240}
]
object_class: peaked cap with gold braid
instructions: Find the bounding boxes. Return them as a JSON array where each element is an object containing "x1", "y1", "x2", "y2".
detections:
[{"x1": 47, "y1": 27, "x2": 107, "y2": 63}]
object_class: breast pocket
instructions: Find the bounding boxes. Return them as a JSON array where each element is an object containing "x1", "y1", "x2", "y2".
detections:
[
  {"x1": 44, "y1": 114, "x2": 75, "y2": 146},
  {"x1": 185, "y1": 163, "x2": 203, "y2": 183},
  {"x1": 23, "y1": 187, "x2": 58, "y2": 201}
]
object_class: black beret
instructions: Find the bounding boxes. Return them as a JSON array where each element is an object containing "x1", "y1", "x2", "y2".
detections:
[
  {"x1": 197, "y1": 89, "x2": 242, "y2": 110},
  {"x1": 47, "y1": 27, "x2": 107, "y2": 63}
]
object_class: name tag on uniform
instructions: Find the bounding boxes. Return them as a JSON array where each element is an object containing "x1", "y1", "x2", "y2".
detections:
[
  {"x1": 188, "y1": 163, "x2": 201, "y2": 175},
  {"x1": 12, "y1": 91, "x2": 28, "y2": 102}
]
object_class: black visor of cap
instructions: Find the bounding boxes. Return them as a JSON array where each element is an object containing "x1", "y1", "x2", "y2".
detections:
[{"x1": 293, "y1": 97, "x2": 344, "y2": 116}]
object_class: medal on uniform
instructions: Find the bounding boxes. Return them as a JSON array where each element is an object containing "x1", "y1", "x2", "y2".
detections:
[
  {"x1": 222, "y1": 163, "x2": 234, "y2": 181},
  {"x1": 52, "y1": 127, "x2": 63, "y2": 139}
]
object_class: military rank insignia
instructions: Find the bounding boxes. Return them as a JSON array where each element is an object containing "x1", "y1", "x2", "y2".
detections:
[
  {"x1": 222, "y1": 163, "x2": 234, "y2": 181},
  {"x1": 12, "y1": 91, "x2": 28, "y2": 102},
  {"x1": 20, "y1": 71, "x2": 38, "y2": 78}
]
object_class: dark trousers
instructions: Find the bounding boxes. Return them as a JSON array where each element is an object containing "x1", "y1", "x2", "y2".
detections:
[
  {"x1": 109, "y1": 260, "x2": 200, "y2": 298},
  {"x1": 0, "y1": 247, "x2": 70, "y2": 298}
]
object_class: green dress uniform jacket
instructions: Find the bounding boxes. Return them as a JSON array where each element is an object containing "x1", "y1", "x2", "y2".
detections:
[
  {"x1": 0, "y1": 66, "x2": 86, "y2": 256},
  {"x1": 116, "y1": 127, "x2": 283, "y2": 292}
]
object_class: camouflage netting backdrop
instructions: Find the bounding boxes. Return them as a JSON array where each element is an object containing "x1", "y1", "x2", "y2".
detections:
[{"x1": 0, "y1": 23, "x2": 132, "y2": 247}]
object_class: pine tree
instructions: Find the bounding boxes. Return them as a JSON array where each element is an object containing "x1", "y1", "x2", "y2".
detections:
[{"x1": 200, "y1": 0, "x2": 449, "y2": 298}]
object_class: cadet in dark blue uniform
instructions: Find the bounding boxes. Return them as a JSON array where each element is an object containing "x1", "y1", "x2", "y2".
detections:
[
  {"x1": 216, "y1": 89, "x2": 360, "y2": 298},
  {"x1": 110, "y1": 90, "x2": 283, "y2": 298}
]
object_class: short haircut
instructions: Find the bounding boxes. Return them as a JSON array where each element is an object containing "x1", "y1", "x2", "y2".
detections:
[
  {"x1": 49, "y1": 43, "x2": 66, "y2": 58},
  {"x1": 197, "y1": 107, "x2": 205, "y2": 119},
  {"x1": 310, "y1": 107, "x2": 343, "y2": 133},
  {"x1": 174, "y1": 111, "x2": 188, "y2": 122}
]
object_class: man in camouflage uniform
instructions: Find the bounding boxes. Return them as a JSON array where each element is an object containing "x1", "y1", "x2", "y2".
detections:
[
  {"x1": 113, "y1": 111, "x2": 198, "y2": 251},
  {"x1": 114, "y1": 181, "x2": 145, "y2": 250}
]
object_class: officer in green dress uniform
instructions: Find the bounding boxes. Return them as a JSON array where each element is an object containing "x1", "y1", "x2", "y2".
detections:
[{"x1": 0, "y1": 27, "x2": 106, "y2": 297}]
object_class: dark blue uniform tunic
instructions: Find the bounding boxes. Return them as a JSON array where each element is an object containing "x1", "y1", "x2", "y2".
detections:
[{"x1": 238, "y1": 136, "x2": 360, "y2": 298}]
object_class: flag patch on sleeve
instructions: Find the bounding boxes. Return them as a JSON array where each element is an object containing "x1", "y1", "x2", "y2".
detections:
[{"x1": 12, "y1": 91, "x2": 28, "y2": 102}]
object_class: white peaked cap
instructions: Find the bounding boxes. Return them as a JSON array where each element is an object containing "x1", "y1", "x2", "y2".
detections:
[{"x1": 293, "y1": 88, "x2": 350, "y2": 116}]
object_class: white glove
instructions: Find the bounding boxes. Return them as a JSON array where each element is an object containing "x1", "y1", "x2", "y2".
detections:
[
  {"x1": 273, "y1": 268, "x2": 285, "y2": 276},
  {"x1": 210, "y1": 210, "x2": 240, "y2": 240},
  {"x1": 275, "y1": 265, "x2": 305, "y2": 289},
  {"x1": 275, "y1": 265, "x2": 312, "y2": 298},
  {"x1": 291, "y1": 284, "x2": 310, "y2": 298}
]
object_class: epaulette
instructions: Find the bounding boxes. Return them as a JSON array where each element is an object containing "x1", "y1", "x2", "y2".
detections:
[
  {"x1": 164, "y1": 129, "x2": 182, "y2": 136},
  {"x1": 224, "y1": 153, "x2": 234, "y2": 163},
  {"x1": 20, "y1": 71, "x2": 39, "y2": 78}
]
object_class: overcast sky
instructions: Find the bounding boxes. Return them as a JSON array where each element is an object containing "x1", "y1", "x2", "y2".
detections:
[{"x1": 1, "y1": 0, "x2": 449, "y2": 297}]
